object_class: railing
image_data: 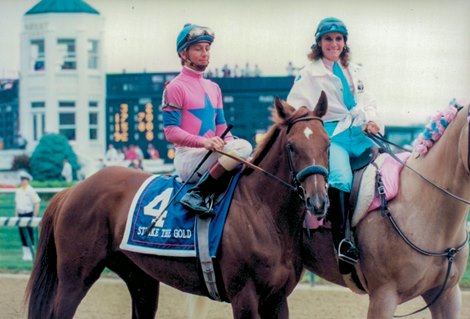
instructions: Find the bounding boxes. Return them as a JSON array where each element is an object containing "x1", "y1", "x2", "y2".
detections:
[{"x1": 0, "y1": 188, "x2": 64, "y2": 263}]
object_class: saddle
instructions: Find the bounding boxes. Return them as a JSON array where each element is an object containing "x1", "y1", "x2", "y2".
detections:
[{"x1": 349, "y1": 147, "x2": 381, "y2": 210}]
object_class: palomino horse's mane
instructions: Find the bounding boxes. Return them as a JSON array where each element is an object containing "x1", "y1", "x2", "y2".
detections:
[
  {"x1": 412, "y1": 99, "x2": 465, "y2": 157},
  {"x1": 246, "y1": 105, "x2": 311, "y2": 173}
]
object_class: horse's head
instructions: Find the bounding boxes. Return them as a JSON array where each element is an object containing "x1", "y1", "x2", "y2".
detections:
[{"x1": 273, "y1": 92, "x2": 330, "y2": 217}]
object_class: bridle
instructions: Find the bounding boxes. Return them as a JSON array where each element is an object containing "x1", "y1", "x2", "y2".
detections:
[
  {"x1": 216, "y1": 115, "x2": 329, "y2": 199},
  {"x1": 364, "y1": 105, "x2": 470, "y2": 318},
  {"x1": 365, "y1": 104, "x2": 470, "y2": 205},
  {"x1": 285, "y1": 116, "x2": 329, "y2": 199}
]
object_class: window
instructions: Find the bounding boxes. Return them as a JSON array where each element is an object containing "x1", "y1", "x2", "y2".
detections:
[
  {"x1": 88, "y1": 40, "x2": 99, "y2": 69},
  {"x1": 59, "y1": 101, "x2": 75, "y2": 108},
  {"x1": 32, "y1": 112, "x2": 45, "y2": 141},
  {"x1": 89, "y1": 101, "x2": 98, "y2": 108},
  {"x1": 31, "y1": 101, "x2": 45, "y2": 108},
  {"x1": 30, "y1": 39, "x2": 45, "y2": 71},
  {"x1": 57, "y1": 39, "x2": 76, "y2": 70},
  {"x1": 89, "y1": 112, "x2": 98, "y2": 140},
  {"x1": 59, "y1": 112, "x2": 76, "y2": 140}
]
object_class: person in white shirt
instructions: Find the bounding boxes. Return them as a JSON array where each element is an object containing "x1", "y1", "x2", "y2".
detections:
[
  {"x1": 15, "y1": 171, "x2": 40, "y2": 261},
  {"x1": 287, "y1": 17, "x2": 382, "y2": 267},
  {"x1": 105, "y1": 144, "x2": 119, "y2": 162},
  {"x1": 61, "y1": 158, "x2": 73, "y2": 182}
]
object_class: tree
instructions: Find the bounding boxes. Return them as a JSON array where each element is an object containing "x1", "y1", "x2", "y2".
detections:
[{"x1": 29, "y1": 134, "x2": 80, "y2": 181}]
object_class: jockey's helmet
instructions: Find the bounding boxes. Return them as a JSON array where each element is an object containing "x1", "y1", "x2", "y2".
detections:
[
  {"x1": 314, "y1": 17, "x2": 348, "y2": 42},
  {"x1": 176, "y1": 24, "x2": 215, "y2": 56}
]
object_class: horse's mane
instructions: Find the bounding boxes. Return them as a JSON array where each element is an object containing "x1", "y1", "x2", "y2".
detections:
[
  {"x1": 244, "y1": 105, "x2": 310, "y2": 175},
  {"x1": 412, "y1": 99, "x2": 465, "y2": 156}
]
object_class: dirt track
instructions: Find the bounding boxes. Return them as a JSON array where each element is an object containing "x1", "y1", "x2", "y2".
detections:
[{"x1": 2, "y1": 274, "x2": 469, "y2": 319}]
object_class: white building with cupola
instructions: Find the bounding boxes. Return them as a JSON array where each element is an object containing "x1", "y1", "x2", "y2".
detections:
[{"x1": 20, "y1": 0, "x2": 105, "y2": 157}]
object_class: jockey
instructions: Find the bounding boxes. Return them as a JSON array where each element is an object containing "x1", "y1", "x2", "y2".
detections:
[
  {"x1": 287, "y1": 17, "x2": 383, "y2": 266},
  {"x1": 162, "y1": 24, "x2": 253, "y2": 217}
]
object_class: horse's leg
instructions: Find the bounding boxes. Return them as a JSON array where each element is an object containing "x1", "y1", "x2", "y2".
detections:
[
  {"x1": 259, "y1": 295, "x2": 289, "y2": 319},
  {"x1": 53, "y1": 263, "x2": 106, "y2": 318},
  {"x1": 107, "y1": 254, "x2": 160, "y2": 319},
  {"x1": 424, "y1": 285, "x2": 461, "y2": 319},
  {"x1": 186, "y1": 295, "x2": 210, "y2": 319},
  {"x1": 367, "y1": 288, "x2": 399, "y2": 319},
  {"x1": 230, "y1": 281, "x2": 261, "y2": 319}
]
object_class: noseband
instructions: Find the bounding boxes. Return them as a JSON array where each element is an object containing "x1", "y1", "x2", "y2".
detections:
[{"x1": 286, "y1": 116, "x2": 329, "y2": 199}]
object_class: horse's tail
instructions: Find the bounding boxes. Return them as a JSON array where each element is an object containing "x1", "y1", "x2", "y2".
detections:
[{"x1": 25, "y1": 189, "x2": 70, "y2": 319}]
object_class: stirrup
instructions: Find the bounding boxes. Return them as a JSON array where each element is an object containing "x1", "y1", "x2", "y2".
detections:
[
  {"x1": 338, "y1": 239, "x2": 359, "y2": 265},
  {"x1": 197, "y1": 196, "x2": 215, "y2": 219}
]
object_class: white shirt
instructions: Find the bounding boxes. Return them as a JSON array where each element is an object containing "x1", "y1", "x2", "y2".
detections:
[
  {"x1": 15, "y1": 185, "x2": 40, "y2": 214},
  {"x1": 105, "y1": 148, "x2": 119, "y2": 161},
  {"x1": 62, "y1": 162, "x2": 73, "y2": 182},
  {"x1": 287, "y1": 59, "x2": 382, "y2": 136}
]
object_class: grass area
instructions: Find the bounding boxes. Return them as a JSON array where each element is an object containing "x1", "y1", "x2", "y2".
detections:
[{"x1": 1, "y1": 193, "x2": 469, "y2": 288}]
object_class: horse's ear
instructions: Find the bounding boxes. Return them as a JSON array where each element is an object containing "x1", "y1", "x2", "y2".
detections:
[
  {"x1": 313, "y1": 91, "x2": 328, "y2": 118},
  {"x1": 273, "y1": 96, "x2": 287, "y2": 123}
]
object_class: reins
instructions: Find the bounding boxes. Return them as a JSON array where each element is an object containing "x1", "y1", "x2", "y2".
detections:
[
  {"x1": 365, "y1": 132, "x2": 470, "y2": 205},
  {"x1": 374, "y1": 166, "x2": 469, "y2": 317},
  {"x1": 216, "y1": 115, "x2": 329, "y2": 199},
  {"x1": 366, "y1": 111, "x2": 470, "y2": 317}
]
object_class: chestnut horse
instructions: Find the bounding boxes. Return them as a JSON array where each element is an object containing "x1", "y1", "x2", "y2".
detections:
[
  {"x1": 188, "y1": 103, "x2": 470, "y2": 319},
  {"x1": 26, "y1": 94, "x2": 330, "y2": 319}
]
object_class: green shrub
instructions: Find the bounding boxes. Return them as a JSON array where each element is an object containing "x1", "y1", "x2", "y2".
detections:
[{"x1": 29, "y1": 134, "x2": 80, "y2": 181}]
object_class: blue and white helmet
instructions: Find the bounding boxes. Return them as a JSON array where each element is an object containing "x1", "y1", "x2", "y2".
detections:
[
  {"x1": 176, "y1": 23, "x2": 215, "y2": 55},
  {"x1": 314, "y1": 17, "x2": 348, "y2": 43}
]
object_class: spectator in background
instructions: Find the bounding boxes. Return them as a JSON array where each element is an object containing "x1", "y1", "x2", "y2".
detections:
[
  {"x1": 61, "y1": 158, "x2": 73, "y2": 182},
  {"x1": 117, "y1": 148, "x2": 126, "y2": 161},
  {"x1": 233, "y1": 64, "x2": 240, "y2": 77},
  {"x1": 254, "y1": 64, "x2": 262, "y2": 77},
  {"x1": 222, "y1": 64, "x2": 231, "y2": 77},
  {"x1": 105, "y1": 144, "x2": 119, "y2": 162},
  {"x1": 286, "y1": 61, "x2": 296, "y2": 76},
  {"x1": 242, "y1": 62, "x2": 252, "y2": 77},
  {"x1": 147, "y1": 144, "x2": 160, "y2": 160},
  {"x1": 15, "y1": 171, "x2": 40, "y2": 261},
  {"x1": 135, "y1": 145, "x2": 144, "y2": 160},
  {"x1": 125, "y1": 145, "x2": 139, "y2": 161}
]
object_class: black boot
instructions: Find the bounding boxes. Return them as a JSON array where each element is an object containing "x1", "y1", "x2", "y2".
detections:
[
  {"x1": 180, "y1": 172, "x2": 218, "y2": 217},
  {"x1": 328, "y1": 188, "x2": 359, "y2": 270}
]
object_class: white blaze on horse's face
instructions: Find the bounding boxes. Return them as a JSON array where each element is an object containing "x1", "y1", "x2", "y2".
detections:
[{"x1": 304, "y1": 127, "x2": 314, "y2": 140}]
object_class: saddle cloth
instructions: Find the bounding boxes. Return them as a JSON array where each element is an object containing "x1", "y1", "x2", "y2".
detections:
[
  {"x1": 351, "y1": 152, "x2": 411, "y2": 227},
  {"x1": 120, "y1": 172, "x2": 241, "y2": 257}
]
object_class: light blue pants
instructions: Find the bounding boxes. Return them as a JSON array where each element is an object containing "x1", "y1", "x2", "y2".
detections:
[{"x1": 325, "y1": 123, "x2": 374, "y2": 192}]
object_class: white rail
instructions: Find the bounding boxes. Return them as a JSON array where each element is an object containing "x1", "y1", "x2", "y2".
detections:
[
  {"x1": 0, "y1": 188, "x2": 65, "y2": 194},
  {"x1": 0, "y1": 217, "x2": 41, "y2": 227}
]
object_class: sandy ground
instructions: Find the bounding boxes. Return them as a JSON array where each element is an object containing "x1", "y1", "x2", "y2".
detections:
[{"x1": 1, "y1": 274, "x2": 469, "y2": 319}]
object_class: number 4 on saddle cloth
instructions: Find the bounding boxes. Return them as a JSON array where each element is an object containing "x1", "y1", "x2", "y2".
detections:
[{"x1": 120, "y1": 170, "x2": 242, "y2": 257}]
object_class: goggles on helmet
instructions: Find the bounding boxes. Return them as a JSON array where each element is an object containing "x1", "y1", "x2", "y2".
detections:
[
  {"x1": 314, "y1": 18, "x2": 348, "y2": 42},
  {"x1": 187, "y1": 26, "x2": 215, "y2": 42},
  {"x1": 177, "y1": 25, "x2": 215, "y2": 54}
]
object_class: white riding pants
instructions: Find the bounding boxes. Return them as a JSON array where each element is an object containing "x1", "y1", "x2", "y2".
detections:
[{"x1": 174, "y1": 139, "x2": 253, "y2": 183}]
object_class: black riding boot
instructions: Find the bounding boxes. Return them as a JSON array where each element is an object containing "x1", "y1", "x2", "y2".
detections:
[
  {"x1": 180, "y1": 163, "x2": 230, "y2": 218},
  {"x1": 328, "y1": 188, "x2": 359, "y2": 269}
]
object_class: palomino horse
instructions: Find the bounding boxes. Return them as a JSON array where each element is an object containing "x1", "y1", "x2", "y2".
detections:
[
  {"x1": 26, "y1": 94, "x2": 330, "y2": 319},
  {"x1": 304, "y1": 102, "x2": 469, "y2": 318},
  {"x1": 188, "y1": 102, "x2": 470, "y2": 319}
]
